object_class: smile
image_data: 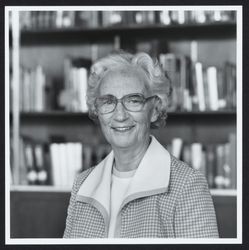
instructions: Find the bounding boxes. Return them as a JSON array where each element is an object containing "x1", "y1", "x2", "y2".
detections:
[{"x1": 112, "y1": 126, "x2": 135, "y2": 132}]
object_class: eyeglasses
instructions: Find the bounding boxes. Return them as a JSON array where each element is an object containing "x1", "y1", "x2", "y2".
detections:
[{"x1": 94, "y1": 93, "x2": 157, "y2": 114}]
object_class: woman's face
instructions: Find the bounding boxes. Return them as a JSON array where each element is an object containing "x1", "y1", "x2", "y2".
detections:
[{"x1": 97, "y1": 68, "x2": 157, "y2": 151}]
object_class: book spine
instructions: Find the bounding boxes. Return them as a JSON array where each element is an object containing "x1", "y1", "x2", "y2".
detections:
[
  {"x1": 207, "y1": 66, "x2": 219, "y2": 111},
  {"x1": 191, "y1": 143, "x2": 204, "y2": 174},
  {"x1": 229, "y1": 133, "x2": 236, "y2": 188},
  {"x1": 171, "y1": 138, "x2": 183, "y2": 159},
  {"x1": 78, "y1": 67, "x2": 88, "y2": 112},
  {"x1": 24, "y1": 143, "x2": 38, "y2": 185},
  {"x1": 34, "y1": 144, "x2": 48, "y2": 185},
  {"x1": 49, "y1": 143, "x2": 60, "y2": 186},
  {"x1": 195, "y1": 62, "x2": 206, "y2": 111}
]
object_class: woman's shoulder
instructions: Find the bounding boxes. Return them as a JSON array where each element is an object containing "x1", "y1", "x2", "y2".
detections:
[
  {"x1": 72, "y1": 166, "x2": 95, "y2": 192},
  {"x1": 170, "y1": 154, "x2": 195, "y2": 176},
  {"x1": 168, "y1": 154, "x2": 208, "y2": 193}
]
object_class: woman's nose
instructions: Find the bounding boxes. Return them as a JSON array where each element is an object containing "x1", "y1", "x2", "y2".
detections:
[{"x1": 113, "y1": 101, "x2": 129, "y2": 121}]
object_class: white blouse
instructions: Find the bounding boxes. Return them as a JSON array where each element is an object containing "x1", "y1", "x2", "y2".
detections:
[{"x1": 108, "y1": 166, "x2": 136, "y2": 237}]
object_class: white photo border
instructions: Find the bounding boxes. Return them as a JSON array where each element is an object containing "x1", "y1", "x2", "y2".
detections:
[{"x1": 5, "y1": 5, "x2": 243, "y2": 245}]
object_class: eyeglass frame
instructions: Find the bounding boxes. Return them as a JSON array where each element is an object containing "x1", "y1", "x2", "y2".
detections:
[{"x1": 94, "y1": 93, "x2": 158, "y2": 115}]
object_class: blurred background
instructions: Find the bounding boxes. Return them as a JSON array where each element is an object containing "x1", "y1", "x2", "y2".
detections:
[{"x1": 9, "y1": 9, "x2": 237, "y2": 238}]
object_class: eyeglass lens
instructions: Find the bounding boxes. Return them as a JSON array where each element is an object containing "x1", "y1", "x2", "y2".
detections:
[{"x1": 95, "y1": 94, "x2": 146, "y2": 114}]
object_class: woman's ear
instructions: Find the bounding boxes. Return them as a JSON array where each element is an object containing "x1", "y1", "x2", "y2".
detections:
[{"x1": 150, "y1": 96, "x2": 162, "y2": 123}]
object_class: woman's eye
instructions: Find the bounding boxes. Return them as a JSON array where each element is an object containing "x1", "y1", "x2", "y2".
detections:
[
  {"x1": 103, "y1": 99, "x2": 113, "y2": 105},
  {"x1": 131, "y1": 99, "x2": 140, "y2": 103},
  {"x1": 128, "y1": 98, "x2": 142, "y2": 104}
]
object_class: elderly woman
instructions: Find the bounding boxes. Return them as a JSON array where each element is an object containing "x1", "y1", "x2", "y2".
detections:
[{"x1": 63, "y1": 51, "x2": 219, "y2": 238}]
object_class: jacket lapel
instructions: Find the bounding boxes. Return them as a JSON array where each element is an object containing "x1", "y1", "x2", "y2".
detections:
[
  {"x1": 120, "y1": 136, "x2": 171, "y2": 208},
  {"x1": 76, "y1": 136, "x2": 171, "y2": 231},
  {"x1": 76, "y1": 150, "x2": 114, "y2": 230}
]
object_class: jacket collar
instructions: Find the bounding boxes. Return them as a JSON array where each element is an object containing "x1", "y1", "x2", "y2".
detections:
[{"x1": 76, "y1": 135, "x2": 171, "y2": 219}]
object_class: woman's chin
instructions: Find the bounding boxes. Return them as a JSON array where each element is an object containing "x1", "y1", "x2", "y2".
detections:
[{"x1": 110, "y1": 137, "x2": 135, "y2": 150}]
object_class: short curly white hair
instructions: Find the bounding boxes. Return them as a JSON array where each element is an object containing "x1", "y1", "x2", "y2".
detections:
[{"x1": 87, "y1": 50, "x2": 172, "y2": 128}]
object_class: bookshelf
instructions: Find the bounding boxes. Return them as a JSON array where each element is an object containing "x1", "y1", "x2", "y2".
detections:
[
  {"x1": 10, "y1": 188, "x2": 237, "y2": 238},
  {"x1": 19, "y1": 110, "x2": 236, "y2": 118},
  {"x1": 10, "y1": 185, "x2": 237, "y2": 196},
  {"x1": 9, "y1": 9, "x2": 237, "y2": 238},
  {"x1": 9, "y1": 110, "x2": 236, "y2": 124},
  {"x1": 12, "y1": 22, "x2": 236, "y2": 46}
]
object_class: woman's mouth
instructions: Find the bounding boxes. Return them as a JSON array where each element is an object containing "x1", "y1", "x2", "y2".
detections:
[{"x1": 111, "y1": 126, "x2": 135, "y2": 132}]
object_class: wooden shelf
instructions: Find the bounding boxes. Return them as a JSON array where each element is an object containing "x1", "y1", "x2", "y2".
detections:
[
  {"x1": 168, "y1": 110, "x2": 236, "y2": 117},
  {"x1": 14, "y1": 22, "x2": 236, "y2": 45},
  {"x1": 10, "y1": 185, "x2": 72, "y2": 193},
  {"x1": 17, "y1": 110, "x2": 236, "y2": 118},
  {"x1": 9, "y1": 110, "x2": 236, "y2": 124},
  {"x1": 210, "y1": 189, "x2": 237, "y2": 196},
  {"x1": 10, "y1": 185, "x2": 237, "y2": 196}
]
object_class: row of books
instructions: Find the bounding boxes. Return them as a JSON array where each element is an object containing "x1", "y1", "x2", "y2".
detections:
[
  {"x1": 12, "y1": 58, "x2": 91, "y2": 112},
  {"x1": 11, "y1": 137, "x2": 111, "y2": 187},
  {"x1": 159, "y1": 53, "x2": 236, "y2": 111},
  {"x1": 13, "y1": 54, "x2": 236, "y2": 113},
  {"x1": 11, "y1": 134, "x2": 236, "y2": 189},
  {"x1": 59, "y1": 57, "x2": 91, "y2": 112},
  {"x1": 11, "y1": 65, "x2": 47, "y2": 112},
  {"x1": 158, "y1": 10, "x2": 235, "y2": 25},
  {"x1": 167, "y1": 133, "x2": 236, "y2": 189},
  {"x1": 18, "y1": 10, "x2": 236, "y2": 30}
]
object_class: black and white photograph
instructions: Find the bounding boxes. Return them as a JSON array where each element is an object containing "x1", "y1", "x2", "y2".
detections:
[{"x1": 5, "y1": 5, "x2": 242, "y2": 244}]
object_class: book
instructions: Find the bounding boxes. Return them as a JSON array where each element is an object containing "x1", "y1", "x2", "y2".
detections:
[
  {"x1": 195, "y1": 62, "x2": 206, "y2": 111},
  {"x1": 159, "y1": 11, "x2": 171, "y2": 25},
  {"x1": 159, "y1": 53, "x2": 181, "y2": 111},
  {"x1": 217, "y1": 68, "x2": 226, "y2": 109},
  {"x1": 215, "y1": 144, "x2": 226, "y2": 188},
  {"x1": 34, "y1": 65, "x2": 46, "y2": 112},
  {"x1": 228, "y1": 133, "x2": 236, "y2": 188},
  {"x1": 158, "y1": 52, "x2": 237, "y2": 112},
  {"x1": 171, "y1": 138, "x2": 183, "y2": 159},
  {"x1": 223, "y1": 143, "x2": 232, "y2": 188},
  {"x1": 101, "y1": 11, "x2": 123, "y2": 27},
  {"x1": 206, "y1": 66, "x2": 219, "y2": 111},
  {"x1": 179, "y1": 55, "x2": 192, "y2": 111},
  {"x1": 19, "y1": 137, "x2": 28, "y2": 185},
  {"x1": 65, "y1": 143, "x2": 75, "y2": 187},
  {"x1": 59, "y1": 143, "x2": 69, "y2": 187},
  {"x1": 225, "y1": 62, "x2": 236, "y2": 110},
  {"x1": 77, "y1": 67, "x2": 88, "y2": 112},
  {"x1": 24, "y1": 142, "x2": 38, "y2": 185},
  {"x1": 205, "y1": 145, "x2": 216, "y2": 188},
  {"x1": 49, "y1": 142, "x2": 83, "y2": 187},
  {"x1": 75, "y1": 11, "x2": 99, "y2": 28},
  {"x1": 60, "y1": 57, "x2": 91, "y2": 112},
  {"x1": 191, "y1": 143, "x2": 205, "y2": 174},
  {"x1": 19, "y1": 65, "x2": 47, "y2": 112},
  {"x1": 194, "y1": 11, "x2": 207, "y2": 24},
  {"x1": 182, "y1": 144, "x2": 191, "y2": 165},
  {"x1": 19, "y1": 11, "x2": 32, "y2": 30},
  {"x1": 34, "y1": 144, "x2": 48, "y2": 185},
  {"x1": 170, "y1": 11, "x2": 186, "y2": 24},
  {"x1": 162, "y1": 135, "x2": 236, "y2": 190},
  {"x1": 62, "y1": 11, "x2": 75, "y2": 28},
  {"x1": 49, "y1": 143, "x2": 61, "y2": 186},
  {"x1": 19, "y1": 10, "x2": 235, "y2": 31},
  {"x1": 133, "y1": 11, "x2": 156, "y2": 25}
]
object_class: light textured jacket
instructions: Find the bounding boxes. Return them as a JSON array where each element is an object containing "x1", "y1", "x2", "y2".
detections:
[{"x1": 63, "y1": 136, "x2": 219, "y2": 238}]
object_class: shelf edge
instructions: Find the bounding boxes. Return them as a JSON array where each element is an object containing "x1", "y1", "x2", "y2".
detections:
[{"x1": 10, "y1": 185, "x2": 237, "y2": 196}]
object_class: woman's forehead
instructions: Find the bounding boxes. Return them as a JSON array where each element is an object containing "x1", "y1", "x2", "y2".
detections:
[{"x1": 99, "y1": 67, "x2": 150, "y2": 96}]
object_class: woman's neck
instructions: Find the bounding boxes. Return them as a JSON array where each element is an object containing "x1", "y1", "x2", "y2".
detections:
[{"x1": 113, "y1": 136, "x2": 151, "y2": 172}]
